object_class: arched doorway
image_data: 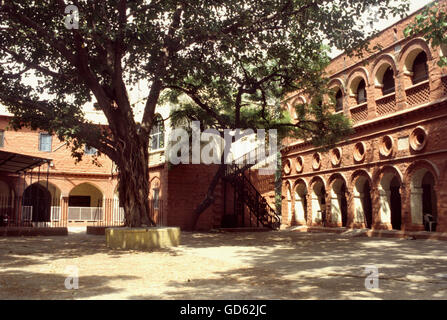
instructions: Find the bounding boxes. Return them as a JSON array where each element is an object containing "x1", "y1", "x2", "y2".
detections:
[
  {"x1": 311, "y1": 179, "x2": 326, "y2": 225},
  {"x1": 68, "y1": 183, "x2": 104, "y2": 221},
  {"x1": 294, "y1": 182, "x2": 307, "y2": 224},
  {"x1": 330, "y1": 178, "x2": 348, "y2": 227},
  {"x1": 411, "y1": 168, "x2": 437, "y2": 232},
  {"x1": 23, "y1": 183, "x2": 51, "y2": 223},
  {"x1": 379, "y1": 171, "x2": 402, "y2": 230},
  {"x1": 353, "y1": 175, "x2": 373, "y2": 228}
]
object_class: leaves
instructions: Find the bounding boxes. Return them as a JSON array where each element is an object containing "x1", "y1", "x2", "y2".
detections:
[
  {"x1": 0, "y1": 0, "x2": 410, "y2": 160},
  {"x1": 405, "y1": 1, "x2": 447, "y2": 67}
]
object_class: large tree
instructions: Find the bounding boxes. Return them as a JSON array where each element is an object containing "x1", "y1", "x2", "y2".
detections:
[{"x1": 0, "y1": 0, "x2": 408, "y2": 227}]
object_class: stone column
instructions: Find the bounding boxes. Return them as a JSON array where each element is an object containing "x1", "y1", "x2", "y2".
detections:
[
  {"x1": 353, "y1": 191, "x2": 366, "y2": 228},
  {"x1": 294, "y1": 194, "x2": 307, "y2": 226},
  {"x1": 435, "y1": 184, "x2": 446, "y2": 233},
  {"x1": 305, "y1": 193, "x2": 312, "y2": 226},
  {"x1": 61, "y1": 195, "x2": 69, "y2": 227},
  {"x1": 407, "y1": 187, "x2": 425, "y2": 231},
  {"x1": 330, "y1": 193, "x2": 341, "y2": 227},
  {"x1": 311, "y1": 193, "x2": 322, "y2": 226}
]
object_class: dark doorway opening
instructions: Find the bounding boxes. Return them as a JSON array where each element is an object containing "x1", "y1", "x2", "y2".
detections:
[
  {"x1": 363, "y1": 181, "x2": 373, "y2": 228},
  {"x1": 390, "y1": 177, "x2": 402, "y2": 230},
  {"x1": 23, "y1": 184, "x2": 51, "y2": 222}
]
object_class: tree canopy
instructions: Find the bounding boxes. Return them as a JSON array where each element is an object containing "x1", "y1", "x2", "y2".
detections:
[{"x1": 0, "y1": 0, "x2": 410, "y2": 226}]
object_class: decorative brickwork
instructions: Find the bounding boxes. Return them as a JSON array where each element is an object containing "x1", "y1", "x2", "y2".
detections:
[
  {"x1": 376, "y1": 94, "x2": 396, "y2": 116},
  {"x1": 281, "y1": 2, "x2": 447, "y2": 234},
  {"x1": 406, "y1": 81, "x2": 430, "y2": 107},
  {"x1": 350, "y1": 103, "x2": 368, "y2": 123},
  {"x1": 442, "y1": 76, "x2": 447, "y2": 96}
]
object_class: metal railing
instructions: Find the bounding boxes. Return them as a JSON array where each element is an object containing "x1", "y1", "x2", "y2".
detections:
[
  {"x1": 0, "y1": 196, "x2": 66, "y2": 228},
  {"x1": 67, "y1": 207, "x2": 103, "y2": 221}
]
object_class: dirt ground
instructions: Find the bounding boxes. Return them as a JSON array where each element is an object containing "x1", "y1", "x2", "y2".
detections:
[{"x1": 0, "y1": 229, "x2": 447, "y2": 300}]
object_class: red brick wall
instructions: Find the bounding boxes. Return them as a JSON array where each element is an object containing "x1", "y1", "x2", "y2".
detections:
[
  {"x1": 281, "y1": 1, "x2": 447, "y2": 232},
  {"x1": 166, "y1": 164, "x2": 223, "y2": 231}
]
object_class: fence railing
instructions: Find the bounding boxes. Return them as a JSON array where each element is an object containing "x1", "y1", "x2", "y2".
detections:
[
  {"x1": 0, "y1": 196, "x2": 66, "y2": 228},
  {"x1": 0, "y1": 196, "x2": 165, "y2": 228},
  {"x1": 68, "y1": 207, "x2": 103, "y2": 221},
  {"x1": 94, "y1": 199, "x2": 165, "y2": 227}
]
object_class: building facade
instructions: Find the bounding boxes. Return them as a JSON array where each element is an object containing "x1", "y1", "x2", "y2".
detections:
[
  {"x1": 281, "y1": 4, "x2": 447, "y2": 233},
  {"x1": 0, "y1": 100, "x2": 277, "y2": 230}
]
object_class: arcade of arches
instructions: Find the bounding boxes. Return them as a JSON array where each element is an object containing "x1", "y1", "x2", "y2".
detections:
[{"x1": 283, "y1": 163, "x2": 443, "y2": 233}]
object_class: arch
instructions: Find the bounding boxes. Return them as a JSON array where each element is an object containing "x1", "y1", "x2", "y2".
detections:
[
  {"x1": 376, "y1": 166, "x2": 403, "y2": 230},
  {"x1": 294, "y1": 179, "x2": 308, "y2": 224},
  {"x1": 309, "y1": 176, "x2": 326, "y2": 225},
  {"x1": 292, "y1": 95, "x2": 307, "y2": 105},
  {"x1": 405, "y1": 161, "x2": 439, "y2": 231},
  {"x1": 371, "y1": 54, "x2": 398, "y2": 93},
  {"x1": 328, "y1": 173, "x2": 348, "y2": 227},
  {"x1": 69, "y1": 182, "x2": 104, "y2": 207},
  {"x1": 348, "y1": 76, "x2": 368, "y2": 105},
  {"x1": 150, "y1": 176, "x2": 161, "y2": 189},
  {"x1": 328, "y1": 78, "x2": 346, "y2": 92},
  {"x1": 405, "y1": 160, "x2": 440, "y2": 188},
  {"x1": 350, "y1": 169, "x2": 373, "y2": 185},
  {"x1": 22, "y1": 183, "x2": 52, "y2": 223},
  {"x1": 35, "y1": 181, "x2": 62, "y2": 204},
  {"x1": 399, "y1": 38, "x2": 433, "y2": 72},
  {"x1": 309, "y1": 175, "x2": 327, "y2": 191},
  {"x1": 328, "y1": 172, "x2": 348, "y2": 187},
  {"x1": 293, "y1": 178, "x2": 308, "y2": 191},
  {"x1": 347, "y1": 67, "x2": 370, "y2": 89},
  {"x1": 289, "y1": 96, "x2": 307, "y2": 120},
  {"x1": 351, "y1": 170, "x2": 373, "y2": 228}
]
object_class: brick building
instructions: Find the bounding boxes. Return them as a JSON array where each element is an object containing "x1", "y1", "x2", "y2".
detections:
[
  {"x1": 0, "y1": 98, "x2": 278, "y2": 231},
  {"x1": 281, "y1": 3, "x2": 447, "y2": 233}
]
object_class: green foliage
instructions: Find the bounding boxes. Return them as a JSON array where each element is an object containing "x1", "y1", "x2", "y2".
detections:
[
  {"x1": 405, "y1": 1, "x2": 447, "y2": 67},
  {"x1": 0, "y1": 0, "x2": 410, "y2": 163}
]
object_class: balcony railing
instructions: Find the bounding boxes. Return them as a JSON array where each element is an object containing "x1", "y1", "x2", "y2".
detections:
[
  {"x1": 350, "y1": 102, "x2": 368, "y2": 124},
  {"x1": 376, "y1": 92, "x2": 396, "y2": 116},
  {"x1": 405, "y1": 79, "x2": 430, "y2": 108}
]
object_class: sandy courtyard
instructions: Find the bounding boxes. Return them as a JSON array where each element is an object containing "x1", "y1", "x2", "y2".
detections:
[{"x1": 1, "y1": 229, "x2": 447, "y2": 300}]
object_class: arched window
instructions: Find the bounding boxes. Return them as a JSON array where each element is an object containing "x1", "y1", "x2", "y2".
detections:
[
  {"x1": 150, "y1": 115, "x2": 164, "y2": 150},
  {"x1": 357, "y1": 79, "x2": 367, "y2": 104},
  {"x1": 412, "y1": 51, "x2": 429, "y2": 85},
  {"x1": 335, "y1": 89, "x2": 343, "y2": 112},
  {"x1": 382, "y1": 66, "x2": 395, "y2": 95}
]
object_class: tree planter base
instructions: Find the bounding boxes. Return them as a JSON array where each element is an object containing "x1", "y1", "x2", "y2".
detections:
[{"x1": 106, "y1": 227, "x2": 180, "y2": 251}]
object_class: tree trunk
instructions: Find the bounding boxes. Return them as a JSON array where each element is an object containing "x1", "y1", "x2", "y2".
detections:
[{"x1": 116, "y1": 136, "x2": 156, "y2": 228}]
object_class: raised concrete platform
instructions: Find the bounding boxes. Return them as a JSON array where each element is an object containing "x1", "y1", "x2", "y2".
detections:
[
  {"x1": 0, "y1": 227, "x2": 68, "y2": 237},
  {"x1": 106, "y1": 227, "x2": 181, "y2": 251}
]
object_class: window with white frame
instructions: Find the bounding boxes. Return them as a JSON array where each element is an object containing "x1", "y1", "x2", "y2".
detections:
[
  {"x1": 150, "y1": 115, "x2": 164, "y2": 151},
  {"x1": 39, "y1": 133, "x2": 52, "y2": 152}
]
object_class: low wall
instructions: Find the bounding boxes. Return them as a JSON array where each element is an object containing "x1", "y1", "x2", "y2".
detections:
[
  {"x1": 106, "y1": 227, "x2": 180, "y2": 250},
  {"x1": 0, "y1": 227, "x2": 68, "y2": 237}
]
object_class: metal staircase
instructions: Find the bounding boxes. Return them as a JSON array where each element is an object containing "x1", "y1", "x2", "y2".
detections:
[{"x1": 223, "y1": 146, "x2": 280, "y2": 230}]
